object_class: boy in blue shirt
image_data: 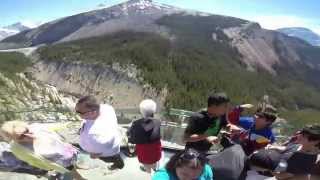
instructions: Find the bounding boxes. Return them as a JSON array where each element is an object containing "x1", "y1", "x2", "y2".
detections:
[{"x1": 229, "y1": 104, "x2": 277, "y2": 155}]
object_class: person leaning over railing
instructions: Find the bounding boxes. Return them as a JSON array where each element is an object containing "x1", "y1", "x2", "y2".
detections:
[
  {"x1": 0, "y1": 120, "x2": 85, "y2": 180},
  {"x1": 75, "y1": 95, "x2": 124, "y2": 171}
]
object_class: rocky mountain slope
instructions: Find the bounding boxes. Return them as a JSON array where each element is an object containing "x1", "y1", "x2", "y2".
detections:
[
  {"x1": 0, "y1": 52, "x2": 78, "y2": 124},
  {"x1": 1, "y1": 0, "x2": 320, "y2": 116},
  {"x1": 0, "y1": 22, "x2": 34, "y2": 41},
  {"x1": 1, "y1": 0, "x2": 319, "y2": 76}
]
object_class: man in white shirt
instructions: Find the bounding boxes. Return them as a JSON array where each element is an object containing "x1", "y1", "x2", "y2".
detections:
[{"x1": 75, "y1": 96, "x2": 124, "y2": 170}]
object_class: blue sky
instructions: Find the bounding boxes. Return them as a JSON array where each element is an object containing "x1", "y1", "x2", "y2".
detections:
[{"x1": 1, "y1": 0, "x2": 320, "y2": 34}]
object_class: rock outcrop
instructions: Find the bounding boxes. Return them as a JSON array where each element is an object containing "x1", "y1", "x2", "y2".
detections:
[{"x1": 29, "y1": 60, "x2": 167, "y2": 110}]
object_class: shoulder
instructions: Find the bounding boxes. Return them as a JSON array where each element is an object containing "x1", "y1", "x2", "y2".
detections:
[
  {"x1": 100, "y1": 104, "x2": 115, "y2": 112},
  {"x1": 239, "y1": 116, "x2": 254, "y2": 128},
  {"x1": 152, "y1": 168, "x2": 172, "y2": 180},
  {"x1": 259, "y1": 127, "x2": 274, "y2": 138},
  {"x1": 188, "y1": 111, "x2": 207, "y2": 124},
  {"x1": 201, "y1": 164, "x2": 213, "y2": 179},
  {"x1": 192, "y1": 111, "x2": 206, "y2": 119},
  {"x1": 151, "y1": 118, "x2": 162, "y2": 125},
  {"x1": 239, "y1": 116, "x2": 254, "y2": 123}
]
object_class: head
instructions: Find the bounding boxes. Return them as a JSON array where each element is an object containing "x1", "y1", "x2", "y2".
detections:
[
  {"x1": 207, "y1": 92, "x2": 230, "y2": 117},
  {"x1": 139, "y1": 99, "x2": 157, "y2": 118},
  {"x1": 249, "y1": 149, "x2": 281, "y2": 171},
  {"x1": 296, "y1": 124, "x2": 320, "y2": 150},
  {"x1": 0, "y1": 121, "x2": 34, "y2": 143},
  {"x1": 254, "y1": 104, "x2": 277, "y2": 129},
  {"x1": 75, "y1": 96, "x2": 100, "y2": 120},
  {"x1": 166, "y1": 149, "x2": 207, "y2": 180}
]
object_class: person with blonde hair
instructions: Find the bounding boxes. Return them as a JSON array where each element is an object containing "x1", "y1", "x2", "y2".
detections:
[
  {"x1": 0, "y1": 120, "x2": 84, "y2": 179},
  {"x1": 128, "y1": 99, "x2": 162, "y2": 173}
]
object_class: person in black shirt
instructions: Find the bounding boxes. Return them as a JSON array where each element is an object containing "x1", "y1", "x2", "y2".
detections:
[
  {"x1": 249, "y1": 124, "x2": 320, "y2": 179},
  {"x1": 128, "y1": 99, "x2": 162, "y2": 173},
  {"x1": 184, "y1": 92, "x2": 231, "y2": 152}
]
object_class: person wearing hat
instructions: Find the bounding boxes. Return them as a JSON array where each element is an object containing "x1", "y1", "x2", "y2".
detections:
[
  {"x1": 249, "y1": 124, "x2": 320, "y2": 179},
  {"x1": 228, "y1": 104, "x2": 278, "y2": 155}
]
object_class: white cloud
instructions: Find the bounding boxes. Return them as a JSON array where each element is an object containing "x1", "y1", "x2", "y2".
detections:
[
  {"x1": 248, "y1": 15, "x2": 320, "y2": 35},
  {"x1": 250, "y1": 15, "x2": 309, "y2": 29},
  {"x1": 20, "y1": 20, "x2": 43, "y2": 28},
  {"x1": 313, "y1": 27, "x2": 320, "y2": 35}
]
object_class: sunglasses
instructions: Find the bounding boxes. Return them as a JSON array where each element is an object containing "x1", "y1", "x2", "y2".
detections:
[
  {"x1": 76, "y1": 110, "x2": 95, "y2": 115},
  {"x1": 180, "y1": 150, "x2": 201, "y2": 160}
]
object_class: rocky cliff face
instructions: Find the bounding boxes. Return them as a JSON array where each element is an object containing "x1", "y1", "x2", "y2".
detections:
[
  {"x1": 0, "y1": 72, "x2": 78, "y2": 123},
  {"x1": 29, "y1": 60, "x2": 167, "y2": 109},
  {"x1": 222, "y1": 22, "x2": 305, "y2": 74}
]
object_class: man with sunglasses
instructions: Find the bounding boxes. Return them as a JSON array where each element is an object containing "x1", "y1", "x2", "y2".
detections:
[
  {"x1": 75, "y1": 95, "x2": 124, "y2": 171},
  {"x1": 229, "y1": 104, "x2": 277, "y2": 155}
]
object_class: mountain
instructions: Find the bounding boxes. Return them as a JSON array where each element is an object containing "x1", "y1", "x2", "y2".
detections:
[
  {"x1": 1, "y1": 0, "x2": 319, "y2": 73},
  {"x1": 1, "y1": 0, "x2": 320, "y2": 113},
  {"x1": 0, "y1": 0, "x2": 182, "y2": 45},
  {"x1": 5, "y1": 22, "x2": 31, "y2": 32},
  {"x1": 277, "y1": 27, "x2": 320, "y2": 46},
  {"x1": 0, "y1": 28, "x2": 17, "y2": 41},
  {"x1": 0, "y1": 22, "x2": 36, "y2": 40}
]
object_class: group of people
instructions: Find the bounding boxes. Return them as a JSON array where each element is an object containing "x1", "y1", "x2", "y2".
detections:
[
  {"x1": 134, "y1": 92, "x2": 320, "y2": 180},
  {"x1": 0, "y1": 93, "x2": 319, "y2": 180}
]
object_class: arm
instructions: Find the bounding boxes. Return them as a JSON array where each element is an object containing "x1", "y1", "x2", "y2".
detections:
[
  {"x1": 184, "y1": 117, "x2": 208, "y2": 142},
  {"x1": 127, "y1": 122, "x2": 137, "y2": 144},
  {"x1": 266, "y1": 144, "x2": 287, "y2": 151},
  {"x1": 227, "y1": 106, "x2": 243, "y2": 125},
  {"x1": 183, "y1": 117, "x2": 218, "y2": 143},
  {"x1": 272, "y1": 172, "x2": 295, "y2": 180},
  {"x1": 184, "y1": 130, "x2": 219, "y2": 144},
  {"x1": 184, "y1": 133, "x2": 209, "y2": 142}
]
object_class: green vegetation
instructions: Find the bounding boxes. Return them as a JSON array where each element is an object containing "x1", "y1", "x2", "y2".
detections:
[
  {"x1": 37, "y1": 14, "x2": 320, "y2": 131},
  {"x1": 281, "y1": 109, "x2": 320, "y2": 134},
  {"x1": 0, "y1": 52, "x2": 32, "y2": 87},
  {"x1": 0, "y1": 52, "x2": 32, "y2": 75}
]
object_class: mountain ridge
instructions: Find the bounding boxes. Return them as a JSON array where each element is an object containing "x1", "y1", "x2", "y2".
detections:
[{"x1": 277, "y1": 27, "x2": 320, "y2": 46}]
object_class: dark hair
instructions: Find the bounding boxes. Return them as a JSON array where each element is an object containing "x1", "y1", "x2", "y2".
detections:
[
  {"x1": 207, "y1": 92, "x2": 230, "y2": 107},
  {"x1": 255, "y1": 104, "x2": 277, "y2": 123},
  {"x1": 250, "y1": 149, "x2": 281, "y2": 171},
  {"x1": 166, "y1": 149, "x2": 207, "y2": 177},
  {"x1": 77, "y1": 96, "x2": 100, "y2": 111}
]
